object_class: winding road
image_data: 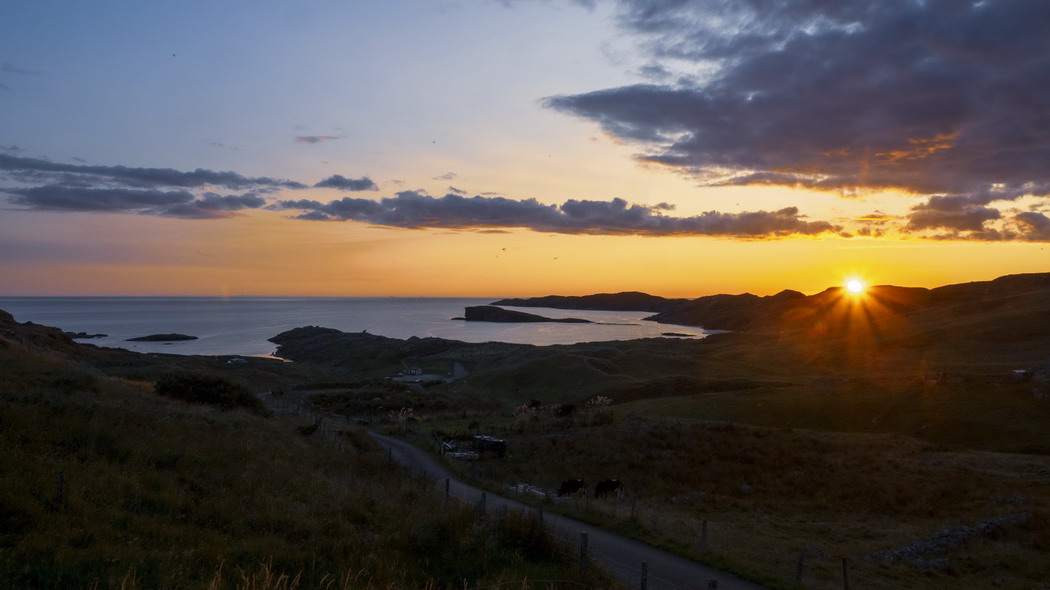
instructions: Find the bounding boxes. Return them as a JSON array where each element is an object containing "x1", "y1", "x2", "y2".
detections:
[{"x1": 370, "y1": 432, "x2": 770, "y2": 590}]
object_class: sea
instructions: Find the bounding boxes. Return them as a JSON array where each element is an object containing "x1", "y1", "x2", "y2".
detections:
[{"x1": 0, "y1": 297, "x2": 709, "y2": 357}]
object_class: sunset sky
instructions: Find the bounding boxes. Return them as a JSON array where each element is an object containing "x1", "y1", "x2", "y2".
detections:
[{"x1": 2, "y1": 0, "x2": 1048, "y2": 297}]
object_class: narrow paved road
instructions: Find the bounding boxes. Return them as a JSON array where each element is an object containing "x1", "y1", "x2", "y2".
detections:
[{"x1": 370, "y1": 432, "x2": 770, "y2": 590}]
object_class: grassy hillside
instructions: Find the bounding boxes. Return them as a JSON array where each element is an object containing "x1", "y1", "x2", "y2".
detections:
[
  {"x1": 5, "y1": 270, "x2": 1047, "y2": 589},
  {"x1": 0, "y1": 313, "x2": 614, "y2": 589},
  {"x1": 410, "y1": 414, "x2": 1050, "y2": 590},
  {"x1": 267, "y1": 273, "x2": 1050, "y2": 589}
]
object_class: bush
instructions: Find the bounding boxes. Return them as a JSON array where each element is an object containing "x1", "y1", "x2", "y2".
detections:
[{"x1": 153, "y1": 372, "x2": 269, "y2": 415}]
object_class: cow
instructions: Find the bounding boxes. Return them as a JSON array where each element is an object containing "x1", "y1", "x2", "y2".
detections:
[
  {"x1": 594, "y1": 479, "x2": 622, "y2": 499},
  {"x1": 557, "y1": 479, "x2": 586, "y2": 497}
]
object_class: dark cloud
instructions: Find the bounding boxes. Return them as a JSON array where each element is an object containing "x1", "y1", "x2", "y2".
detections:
[
  {"x1": 638, "y1": 63, "x2": 674, "y2": 81},
  {"x1": 906, "y1": 195, "x2": 1002, "y2": 233},
  {"x1": 314, "y1": 174, "x2": 378, "y2": 191},
  {"x1": 1, "y1": 62, "x2": 42, "y2": 76},
  {"x1": 0, "y1": 154, "x2": 306, "y2": 190},
  {"x1": 294, "y1": 135, "x2": 340, "y2": 144},
  {"x1": 195, "y1": 192, "x2": 267, "y2": 211},
  {"x1": 433, "y1": 172, "x2": 458, "y2": 181},
  {"x1": 272, "y1": 191, "x2": 840, "y2": 237},
  {"x1": 3, "y1": 185, "x2": 266, "y2": 219},
  {"x1": 545, "y1": 0, "x2": 1050, "y2": 216},
  {"x1": 447, "y1": 186, "x2": 467, "y2": 195},
  {"x1": 1015, "y1": 211, "x2": 1050, "y2": 241},
  {"x1": 6, "y1": 185, "x2": 195, "y2": 212}
]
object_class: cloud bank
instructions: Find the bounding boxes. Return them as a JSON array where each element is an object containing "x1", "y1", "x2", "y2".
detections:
[
  {"x1": 544, "y1": 0, "x2": 1050, "y2": 237},
  {"x1": 0, "y1": 154, "x2": 368, "y2": 219},
  {"x1": 0, "y1": 154, "x2": 307, "y2": 190},
  {"x1": 271, "y1": 190, "x2": 840, "y2": 238}
]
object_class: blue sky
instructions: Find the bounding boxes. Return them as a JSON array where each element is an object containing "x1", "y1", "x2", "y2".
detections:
[
  {"x1": 2, "y1": 1, "x2": 628, "y2": 184},
  {"x1": 2, "y1": 1, "x2": 1048, "y2": 296}
]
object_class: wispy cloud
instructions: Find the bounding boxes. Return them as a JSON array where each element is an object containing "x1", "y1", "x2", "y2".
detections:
[
  {"x1": 1, "y1": 62, "x2": 42, "y2": 76},
  {"x1": 294, "y1": 135, "x2": 341, "y2": 144},
  {"x1": 4, "y1": 185, "x2": 267, "y2": 219},
  {"x1": 0, "y1": 154, "x2": 306, "y2": 190},
  {"x1": 0, "y1": 154, "x2": 319, "y2": 219}
]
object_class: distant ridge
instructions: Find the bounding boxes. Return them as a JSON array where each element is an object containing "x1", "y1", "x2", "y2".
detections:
[{"x1": 494, "y1": 272, "x2": 1050, "y2": 332}]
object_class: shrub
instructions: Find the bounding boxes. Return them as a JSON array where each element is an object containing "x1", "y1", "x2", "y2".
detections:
[{"x1": 153, "y1": 372, "x2": 269, "y2": 415}]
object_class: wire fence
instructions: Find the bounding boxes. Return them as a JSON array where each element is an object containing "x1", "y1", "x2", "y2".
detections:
[{"x1": 268, "y1": 403, "x2": 864, "y2": 590}]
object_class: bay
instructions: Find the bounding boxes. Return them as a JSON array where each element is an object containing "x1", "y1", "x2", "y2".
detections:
[{"x1": 0, "y1": 297, "x2": 709, "y2": 357}]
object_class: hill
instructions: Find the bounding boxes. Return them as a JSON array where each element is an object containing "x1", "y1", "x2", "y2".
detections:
[
  {"x1": 496, "y1": 273, "x2": 1050, "y2": 337},
  {"x1": 3, "y1": 270, "x2": 1049, "y2": 590},
  {"x1": 0, "y1": 311, "x2": 613, "y2": 589}
]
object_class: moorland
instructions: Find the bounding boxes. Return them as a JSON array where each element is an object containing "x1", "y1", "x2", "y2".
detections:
[{"x1": 3, "y1": 272, "x2": 1050, "y2": 589}]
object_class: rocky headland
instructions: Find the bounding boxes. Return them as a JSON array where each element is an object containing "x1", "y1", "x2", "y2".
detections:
[
  {"x1": 462, "y1": 305, "x2": 592, "y2": 323},
  {"x1": 126, "y1": 333, "x2": 198, "y2": 342}
]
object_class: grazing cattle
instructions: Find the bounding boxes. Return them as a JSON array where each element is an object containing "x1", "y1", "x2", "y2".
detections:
[
  {"x1": 557, "y1": 479, "x2": 586, "y2": 497},
  {"x1": 594, "y1": 479, "x2": 622, "y2": 499}
]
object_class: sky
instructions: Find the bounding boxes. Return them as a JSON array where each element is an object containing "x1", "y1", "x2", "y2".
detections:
[{"x1": 1, "y1": 0, "x2": 1048, "y2": 297}]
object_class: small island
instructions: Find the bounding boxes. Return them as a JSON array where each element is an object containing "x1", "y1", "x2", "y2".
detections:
[
  {"x1": 461, "y1": 305, "x2": 592, "y2": 324},
  {"x1": 65, "y1": 331, "x2": 108, "y2": 339},
  {"x1": 126, "y1": 333, "x2": 198, "y2": 342}
]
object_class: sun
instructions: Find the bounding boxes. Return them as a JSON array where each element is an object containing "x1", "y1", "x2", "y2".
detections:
[{"x1": 846, "y1": 278, "x2": 866, "y2": 294}]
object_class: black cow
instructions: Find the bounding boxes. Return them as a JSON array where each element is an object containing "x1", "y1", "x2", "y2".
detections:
[
  {"x1": 594, "y1": 479, "x2": 622, "y2": 499},
  {"x1": 557, "y1": 479, "x2": 586, "y2": 497}
]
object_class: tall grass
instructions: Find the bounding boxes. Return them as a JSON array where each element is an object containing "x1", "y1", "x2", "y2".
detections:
[
  {"x1": 0, "y1": 342, "x2": 613, "y2": 589},
  {"x1": 435, "y1": 417, "x2": 1050, "y2": 590}
]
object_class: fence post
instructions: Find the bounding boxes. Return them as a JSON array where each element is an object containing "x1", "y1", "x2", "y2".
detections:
[
  {"x1": 445, "y1": 478, "x2": 450, "y2": 503},
  {"x1": 841, "y1": 557, "x2": 849, "y2": 590},
  {"x1": 578, "y1": 532, "x2": 588, "y2": 571},
  {"x1": 795, "y1": 551, "x2": 805, "y2": 588},
  {"x1": 55, "y1": 472, "x2": 65, "y2": 505},
  {"x1": 537, "y1": 508, "x2": 544, "y2": 525},
  {"x1": 630, "y1": 499, "x2": 637, "y2": 521},
  {"x1": 699, "y1": 519, "x2": 709, "y2": 550},
  {"x1": 640, "y1": 561, "x2": 648, "y2": 590},
  {"x1": 477, "y1": 492, "x2": 487, "y2": 516}
]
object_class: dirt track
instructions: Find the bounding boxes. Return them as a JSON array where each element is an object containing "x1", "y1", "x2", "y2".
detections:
[{"x1": 370, "y1": 432, "x2": 770, "y2": 590}]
